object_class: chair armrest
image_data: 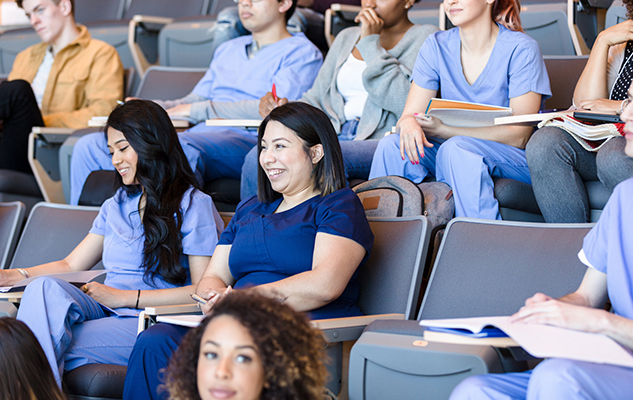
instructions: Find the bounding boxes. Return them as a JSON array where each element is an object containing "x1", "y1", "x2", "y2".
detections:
[
  {"x1": 31, "y1": 127, "x2": 76, "y2": 134},
  {"x1": 331, "y1": 3, "x2": 362, "y2": 12},
  {"x1": 312, "y1": 313, "x2": 404, "y2": 343},
  {"x1": 138, "y1": 303, "x2": 201, "y2": 334},
  {"x1": 0, "y1": 291, "x2": 23, "y2": 304},
  {"x1": 205, "y1": 119, "x2": 262, "y2": 128},
  {"x1": 128, "y1": 15, "x2": 174, "y2": 77},
  {"x1": 28, "y1": 130, "x2": 75, "y2": 203}
]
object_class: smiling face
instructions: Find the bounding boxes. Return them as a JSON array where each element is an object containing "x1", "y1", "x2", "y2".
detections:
[
  {"x1": 197, "y1": 315, "x2": 265, "y2": 400},
  {"x1": 259, "y1": 121, "x2": 323, "y2": 198},
  {"x1": 620, "y1": 98, "x2": 633, "y2": 158},
  {"x1": 237, "y1": 0, "x2": 290, "y2": 34},
  {"x1": 21, "y1": 0, "x2": 70, "y2": 45},
  {"x1": 107, "y1": 128, "x2": 139, "y2": 186},
  {"x1": 443, "y1": 0, "x2": 493, "y2": 28}
]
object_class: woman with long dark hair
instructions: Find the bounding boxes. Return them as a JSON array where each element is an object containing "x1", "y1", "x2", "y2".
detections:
[
  {"x1": 369, "y1": 0, "x2": 551, "y2": 220},
  {"x1": 0, "y1": 318, "x2": 65, "y2": 400},
  {"x1": 0, "y1": 100, "x2": 223, "y2": 386},
  {"x1": 165, "y1": 291, "x2": 328, "y2": 400},
  {"x1": 123, "y1": 102, "x2": 373, "y2": 400}
]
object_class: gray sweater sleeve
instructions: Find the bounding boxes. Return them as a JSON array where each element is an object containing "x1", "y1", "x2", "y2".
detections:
[
  {"x1": 153, "y1": 93, "x2": 207, "y2": 110},
  {"x1": 355, "y1": 24, "x2": 439, "y2": 117}
]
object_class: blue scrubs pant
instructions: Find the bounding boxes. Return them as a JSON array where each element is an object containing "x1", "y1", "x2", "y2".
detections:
[
  {"x1": 369, "y1": 135, "x2": 531, "y2": 220},
  {"x1": 450, "y1": 358, "x2": 633, "y2": 400},
  {"x1": 240, "y1": 139, "x2": 379, "y2": 199},
  {"x1": 16, "y1": 277, "x2": 138, "y2": 386},
  {"x1": 123, "y1": 323, "x2": 189, "y2": 400}
]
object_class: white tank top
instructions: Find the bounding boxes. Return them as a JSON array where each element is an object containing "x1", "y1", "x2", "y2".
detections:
[{"x1": 336, "y1": 53, "x2": 368, "y2": 121}]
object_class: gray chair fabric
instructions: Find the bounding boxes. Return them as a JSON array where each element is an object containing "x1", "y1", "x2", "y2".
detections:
[
  {"x1": 543, "y1": 55, "x2": 589, "y2": 110},
  {"x1": 0, "y1": 170, "x2": 44, "y2": 216},
  {"x1": 158, "y1": 17, "x2": 221, "y2": 68},
  {"x1": 74, "y1": 0, "x2": 125, "y2": 24},
  {"x1": 0, "y1": 201, "x2": 25, "y2": 270},
  {"x1": 0, "y1": 27, "x2": 40, "y2": 74},
  {"x1": 124, "y1": 0, "x2": 210, "y2": 19},
  {"x1": 86, "y1": 21, "x2": 135, "y2": 70},
  {"x1": 9, "y1": 203, "x2": 102, "y2": 270},
  {"x1": 349, "y1": 218, "x2": 593, "y2": 399},
  {"x1": 135, "y1": 65, "x2": 207, "y2": 99},
  {"x1": 521, "y1": 3, "x2": 576, "y2": 56},
  {"x1": 605, "y1": 1, "x2": 627, "y2": 29}
]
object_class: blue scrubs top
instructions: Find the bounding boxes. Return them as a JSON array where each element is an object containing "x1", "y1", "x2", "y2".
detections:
[
  {"x1": 412, "y1": 24, "x2": 551, "y2": 107},
  {"x1": 90, "y1": 187, "x2": 224, "y2": 291},
  {"x1": 582, "y1": 177, "x2": 633, "y2": 320},
  {"x1": 219, "y1": 188, "x2": 374, "y2": 319}
]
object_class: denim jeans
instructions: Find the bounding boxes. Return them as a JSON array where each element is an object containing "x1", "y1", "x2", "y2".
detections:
[{"x1": 526, "y1": 126, "x2": 633, "y2": 223}]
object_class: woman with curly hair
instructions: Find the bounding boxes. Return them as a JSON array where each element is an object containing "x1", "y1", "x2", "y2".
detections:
[
  {"x1": 0, "y1": 100, "x2": 224, "y2": 386},
  {"x1": 0, "y1": 318, "x2": 65, "y2": 400},
  {"x1": 165, "y1": 291, "x2": 328, "y2": 400}
]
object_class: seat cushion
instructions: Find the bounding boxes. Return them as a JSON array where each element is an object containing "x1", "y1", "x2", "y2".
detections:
[
  {"x1": 493, "y1": 178, "x2": 541, "y2": 215},
  {"x1": 64, "y1": 364, "x2": 126, "y2": 399},
  {"x1": 585, "y1": 180, "x2": 611, "y2": 210},
  {"x1": 79, "y1": 170, "x2": 118, "y2": 207},
  {"x1": 0, "y1": 169, "x2": 42, "y2": 197}
]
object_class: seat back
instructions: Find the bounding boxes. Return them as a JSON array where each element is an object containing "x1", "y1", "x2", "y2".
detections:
[
  {"x1": 135, "y1": 65, "x2": 207, "y2": 99},
  {"x1": 74, "y1": 0, "x2": 125, "y2": 24},
  {"x1": 0, "y1": 202, "x2": 25, "y2": 270},
  {"x1": 360, "y1": 217, "x2": 431, "y2": 320},
  {"x1": 606, "y1": 1, "x2": 627, "y2": 29},
  {"x1": 0, "y1": 27, "x2": 40, "y2": 74},
  {"x1": 9, "y1": 203, "x2": 102, "y2": 270},
  {"x1": 408, "y1": 2, "x2": 441, "y2": 27},
  {"x1": 158, "y1": 17, "x2": 221, "y2": 68},
  {"x1": 521, "y1": 2, "x2": 576, "y2": 55},
  {"x1": 419, "y1": 218, "x2": 591, "y2": 320},
  {"x1": 87, "y1": 21, "x2": 135, "y2": 70},
  {"x1": 544, "y1": 55, "x2": 589, "y2": 110},
  {"x1": 124, "y1": 0, "x2": 210, "y2": 18}
]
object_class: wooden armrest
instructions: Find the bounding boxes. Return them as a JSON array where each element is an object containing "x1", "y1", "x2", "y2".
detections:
[
  {"x1": 313, "y1": 313, "x2": 405, "y2": 343},
  {"x1": 0, "y1": 291, "x2": 23, "y2": 304},
  {"x1": 128, "y1": 15, "x2": 174, "y2": 77},
  {"x1": 205, "y1": 119, "x2": 262, "y2": 128},
  {"x1": 31, "y1": 127, "x2": 75, "y2": 135},
  {"x1": 331, "y1": 3, "x2": 362, "y2": 12}
]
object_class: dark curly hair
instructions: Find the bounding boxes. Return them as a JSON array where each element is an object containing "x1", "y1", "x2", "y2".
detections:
[
  {"x1": 625, "y1": 0, "x2": 633, "y2": 20},
  {"x1": 165, "y1": 291, "x2": 327, "y2": 400},
  {"x1": 0, "y1": 318, "x2": 65, "y2": 400},
  {"x1": 105, "y1": 100, "x2": 201, "y2": 286}
]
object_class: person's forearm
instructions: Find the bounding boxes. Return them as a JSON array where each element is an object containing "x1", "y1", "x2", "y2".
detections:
[
  {"x1": 195, "y1": 275, "x2": 230, "y2": 297},
  {"x1": 599, "y1": 312, "x2": 633, "y2": 350},
  {"x1": 573, "y1": 34, "x2": 611, "y2": 103},
  {"x1": 133, "y1": 285, "x2": 199, "y2": 308},
  {"x1": 156, "y1": 93, "x2": 207, "y2": 110},
  {"x1": 189, "y1": 99, "x2": 261, "y2": 122},
  {"x1": 0, "y1": 260, "x2": 74, "y2": 286}
]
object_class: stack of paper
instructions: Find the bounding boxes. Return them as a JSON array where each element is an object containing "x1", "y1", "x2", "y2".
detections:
[{"x1": 537, "y1": 115, "x2": 623, "y2": 151}]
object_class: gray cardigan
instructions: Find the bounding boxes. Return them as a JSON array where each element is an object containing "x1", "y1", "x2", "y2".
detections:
[{"x1": 189, "y1": 24, "x2": 438, "y2": 140}]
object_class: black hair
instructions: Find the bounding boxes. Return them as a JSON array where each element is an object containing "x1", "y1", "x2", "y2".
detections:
[
  {"x1": 284, "y1": 0, "x2": 297, "y2": 23},
  {"x1": 0, "y1": 318, "x2": 65, "y2": 400},
  {"x1": 104, "y1": 100, "x2": 201, "y2": 286},
  {"x1": 257, "y1": 102, "x2": 346, "y2": 203}
]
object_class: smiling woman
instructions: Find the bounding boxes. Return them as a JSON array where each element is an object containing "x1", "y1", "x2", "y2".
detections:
[{"x1": 0, "y1": 100, "x2": 224, "y2": 386}]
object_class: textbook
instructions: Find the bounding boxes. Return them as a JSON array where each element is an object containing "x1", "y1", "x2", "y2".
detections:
[
  {"x1": 420, "y1": 316, "x2": 633, "y2": 368},
  {"x1": 89, "y1": 116, "x2": 193, "y2": 128},
  {"x1": 537, "y1": 114, "x2": 623, "y2": 152},
  {"x1": 0, "y1": 270, "x2": 107, "y2": 293},
  {"x1": 425, "y1": 98, "x2": 512, "y2": 128}
]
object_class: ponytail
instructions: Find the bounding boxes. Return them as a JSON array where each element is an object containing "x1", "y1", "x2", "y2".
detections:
[{"x1": 492, "y1": 0, "x2": 522, "y2": 32}]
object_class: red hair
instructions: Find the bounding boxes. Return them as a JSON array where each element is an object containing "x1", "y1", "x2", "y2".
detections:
[{"x1": 492, "y1": 0, "x2": 522, "y2": 31}]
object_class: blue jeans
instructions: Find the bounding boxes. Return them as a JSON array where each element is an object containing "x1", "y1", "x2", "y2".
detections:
[
  {"x1": 526, "y1": 126, "x2": 633, "y2": 223},
  {"x1": 240, "y1": 136, "x2": 379, "y2": 199}
]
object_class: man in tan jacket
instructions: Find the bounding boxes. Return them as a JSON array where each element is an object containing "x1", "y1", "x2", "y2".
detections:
[{"x1": 1, "y1": 0, "x2": 123, "y2": 174}]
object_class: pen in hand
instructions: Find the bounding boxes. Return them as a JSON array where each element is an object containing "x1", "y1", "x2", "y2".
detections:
[
  {"x1": 272, "y1": 83, "x2": 278, "y2": 102},
  {"x1": 190, "y1": 293, "x2": 208, "y2": 305}
]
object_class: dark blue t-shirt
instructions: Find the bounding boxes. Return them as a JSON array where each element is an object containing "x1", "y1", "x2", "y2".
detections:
[{"x1": 219, "y1": 188, "x2": 374, "y2": 319}]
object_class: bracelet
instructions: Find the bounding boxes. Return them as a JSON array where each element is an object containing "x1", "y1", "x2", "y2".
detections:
[
  {"x1": 16, "y1": 268, "x2": 30, "y2": 280},
  {"x1": 620, "y1": 98, "x2": 630, "y2": 115},
  {"x1": 135, "y1": 290, "x2": 141, "y2": 309}
]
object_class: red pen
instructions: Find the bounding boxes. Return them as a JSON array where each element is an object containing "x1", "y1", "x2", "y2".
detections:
[{"x1": 272, "y1": 83, "x2": 278, "y2": 102}]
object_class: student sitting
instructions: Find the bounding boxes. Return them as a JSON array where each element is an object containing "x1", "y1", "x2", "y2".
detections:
[
  {"x1": 450, "y1": 95, "x2": 633, "y2": 400},
  {"x1": 0, "y1": 318, "x2": 65, "y2": 400},
  {"x1": 0, "y1": 0, "x2": 123, "y2": 175},
  {"x1": 69, "y1": 0, "x2": 323, "y2": 205},
  {"x1": 526, "y1": 0, "x2": 633, "y2": 223},
  {"x1": 165, "y1": 291, "x2": 331, "y2": 400},
  {"x1": 240, "y1": 0, "x2": 438, "y2": 198},
  {"x1": 368, "y1": 0, "x2": 551, "y2": 220},
  {"x1": 122, "y1": 102, "x2": 373, "y2": 400},
  {"x1": 0, "y1": 100, "x2": 223, "y2": 386}
]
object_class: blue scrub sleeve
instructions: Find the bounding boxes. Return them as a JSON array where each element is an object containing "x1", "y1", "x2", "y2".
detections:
[
  {"x1": 411, "y1": 34, "x2": 440, "y2": 92},
  {"x1": 89, "y1": 197, "x2": 112, "y2": 236},
  {"x1": 507, "y1": 40, "x2": 551, "y2": 100},
  {"x1": 271, "y1": 43, "x2": 323, "y2": 101},
  {"x1": 180, "y1": 190, "x2": 222, "y2": 257},
  {"x1": 315, "y1": 189, "x2": 374, "y2": 255}
]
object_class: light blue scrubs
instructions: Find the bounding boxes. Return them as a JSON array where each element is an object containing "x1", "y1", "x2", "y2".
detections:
[
  {"x1": 16, "y1": 187, "x2": 223, "y2": 385},
  {"x1": 70, "y1": 33, "x2": 322, "y2": 204},
  {"x1": 450, "y1": 178, "x2": 633, "y2": 400},
  {"x1": 369, "y1": 25, "x2": 551, "y2": 219}
]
